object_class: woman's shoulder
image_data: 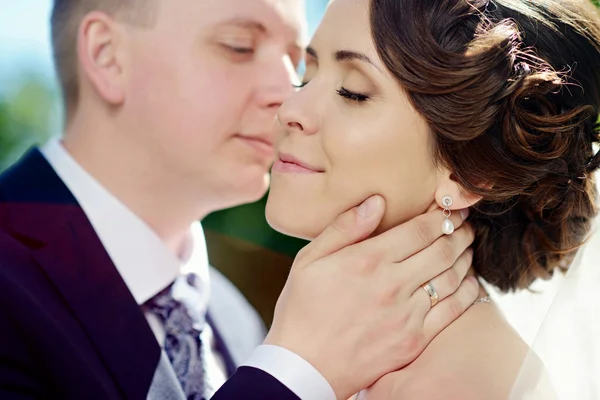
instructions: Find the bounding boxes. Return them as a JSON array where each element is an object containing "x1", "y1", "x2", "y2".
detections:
[{"x1": 361, "y1": 302, "x2": 531, "y2": 400}]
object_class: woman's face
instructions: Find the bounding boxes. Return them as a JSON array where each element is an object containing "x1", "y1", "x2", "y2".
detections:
[{"x1": 266, "y1": 0, "x2": 443, "y2": 239}]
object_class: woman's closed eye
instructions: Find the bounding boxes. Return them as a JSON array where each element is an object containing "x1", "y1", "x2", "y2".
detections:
[
  {"x1": 293, "y1": 82, "x2": 370, "y2": 103},
  {"x1": 336, "y1": 87, "x2": 369, "y2": 103}
]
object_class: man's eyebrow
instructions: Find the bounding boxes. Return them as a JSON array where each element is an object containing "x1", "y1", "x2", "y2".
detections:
[
  {"x1": 215, "y1": 18, "x2": 266, "y2": 32},
  {"x1": 217, "y1": 17, "x2": 303, "y2": 55}
]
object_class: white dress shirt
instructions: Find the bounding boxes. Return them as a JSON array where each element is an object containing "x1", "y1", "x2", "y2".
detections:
[{"x1": 40, "y1": 138, "x2": 335, "y2": 400}]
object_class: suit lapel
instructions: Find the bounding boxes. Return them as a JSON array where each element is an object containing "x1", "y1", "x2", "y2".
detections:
[
  {"x1": 0, "y1": 148, "x2": 162, "y2": 399},
  {"x1": 206, "y1": 313, "x2": 238, "y2": 377}
]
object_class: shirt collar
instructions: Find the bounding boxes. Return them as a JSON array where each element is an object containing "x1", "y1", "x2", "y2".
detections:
[{"x1": 40, "y1": 138, "x2": 210, "y2": 305}]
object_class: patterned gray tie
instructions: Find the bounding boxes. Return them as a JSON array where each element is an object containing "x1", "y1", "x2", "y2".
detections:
[{"x1": 145, "y1": 274, "x2": 209, "y2": 400}]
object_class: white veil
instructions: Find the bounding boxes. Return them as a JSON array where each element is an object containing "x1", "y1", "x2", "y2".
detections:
[{"x1": 500, "y1": 182, "x2": 600, "y2": 399}]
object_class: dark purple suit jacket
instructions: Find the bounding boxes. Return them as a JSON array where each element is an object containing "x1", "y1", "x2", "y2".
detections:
[{"x1": 0, "y1": 148, "x2": 299, "y2": 400}]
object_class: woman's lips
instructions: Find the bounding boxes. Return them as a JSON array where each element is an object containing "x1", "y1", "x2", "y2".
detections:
[{"x1": 272, "y1": 152, "x2": 324, "y2": 174}]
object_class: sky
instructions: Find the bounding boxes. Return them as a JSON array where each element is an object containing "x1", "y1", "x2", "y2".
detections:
[
  {"x1": 0, "y1": 1, "x2": 56, "y2": 89},
  {"x1": 0, "y1": 0, "x2": 328, "y2": 93}
]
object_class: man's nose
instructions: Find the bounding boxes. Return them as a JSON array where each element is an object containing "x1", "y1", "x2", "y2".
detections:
[{"x1": 255, "y1": 55, "x2": 297, "y2": 110}]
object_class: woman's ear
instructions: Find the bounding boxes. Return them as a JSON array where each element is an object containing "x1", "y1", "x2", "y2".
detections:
[{"x1": 434, "y1": 172, "x2": 484, "y2": 211}]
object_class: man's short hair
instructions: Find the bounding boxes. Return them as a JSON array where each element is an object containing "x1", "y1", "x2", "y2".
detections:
[{"x1": 51, "y1": 0, "x2": 156, "y2": 115}]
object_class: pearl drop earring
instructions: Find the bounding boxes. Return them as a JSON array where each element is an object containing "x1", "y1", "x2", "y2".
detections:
[{"x1": 441, "y1": 195, "x2": 455, "y2": 235}]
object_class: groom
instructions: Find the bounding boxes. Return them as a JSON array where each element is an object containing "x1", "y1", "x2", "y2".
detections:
[{"x1": 0, "y1": 0, "x2": 479, "y2": 399}]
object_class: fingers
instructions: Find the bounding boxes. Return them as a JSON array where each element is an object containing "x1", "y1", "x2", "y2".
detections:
[
  {"x1": 422, "y1": 275, "x2": 480, "y2": 342},
  {"x1": 410, "y1": 248, "x2": 474, "y2": 318},
  {"x1": 295, "y1": 195, "x2": 385, "y2": 268},
  {"x1": 359, "y1": 207, "x2": 469, "y2": 264},
  {"x1": 401, "y1": 223, "x2": 475, "y2": 291}
]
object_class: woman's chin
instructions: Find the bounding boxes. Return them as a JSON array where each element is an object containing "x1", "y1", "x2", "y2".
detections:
[
  {"x1": 266, "y1": 216, "x2": 317, "y2": 241},
  {"x1": 265, "y1": 203, "x2": 321, "y2": 241}
]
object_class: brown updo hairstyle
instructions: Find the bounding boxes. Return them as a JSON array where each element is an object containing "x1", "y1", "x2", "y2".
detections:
[{"x1": 370, "y1": 0, "x2": 600, "y2": 291}]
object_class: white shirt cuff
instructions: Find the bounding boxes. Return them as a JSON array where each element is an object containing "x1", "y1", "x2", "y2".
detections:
[{"x1": 242, "y1": 344, "x2": 336, "y2": 400}]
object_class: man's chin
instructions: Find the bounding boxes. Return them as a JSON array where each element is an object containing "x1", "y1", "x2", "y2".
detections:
[
  {"x1": 263, "y1": 172, "x2": 271, "y2": 192},
  {"x1": 246, "y1": 174, "x2": 270, "y2": 203},
  {"x1": 227, "y1": 172, "x2": 270, "y2": 207}
]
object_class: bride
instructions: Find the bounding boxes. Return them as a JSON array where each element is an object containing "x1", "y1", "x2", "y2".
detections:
[{"x1": 265, "y1": 0, "x2": 600, "y2": 398}]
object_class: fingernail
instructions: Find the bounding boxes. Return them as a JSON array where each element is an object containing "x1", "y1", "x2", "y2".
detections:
[
  {"x1": 460, "y1": 208, "x2": 470, "y2": 221},
  {"x1": 358, "y1": 196, "x2": 381, "y2": 218}
]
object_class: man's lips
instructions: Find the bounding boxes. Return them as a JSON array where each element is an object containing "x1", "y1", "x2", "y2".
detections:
[
  {"x1": 236, "y1": 135, "x2": 274, "y2": 156},
  {"x1": 272, "y1": 152, "x2": 324, "y2": 174}
]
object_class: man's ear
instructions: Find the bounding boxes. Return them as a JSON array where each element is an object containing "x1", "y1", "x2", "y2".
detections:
[
  {"x1": 77, "y1": 11, "x2": 127, "y2": 105},
  {"x1": 434, "y1": 171, "x2": 486, "y2": 211}
]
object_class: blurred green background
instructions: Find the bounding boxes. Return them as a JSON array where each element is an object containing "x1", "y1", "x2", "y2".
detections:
[{"x1": 1, "y1": 0, "x2": 598, "y2": 326}]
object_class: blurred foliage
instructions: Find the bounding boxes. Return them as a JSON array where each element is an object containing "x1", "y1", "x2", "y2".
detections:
[
  {"x1": 203, "y1": 192, "x2": 307, "y2": 258},
  {"x1": 0, "y1": 76, "x2": 57, "y2": 171}
]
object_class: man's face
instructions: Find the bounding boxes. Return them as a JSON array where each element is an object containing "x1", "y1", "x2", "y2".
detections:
[{"x1": 123, "y1": 0, "x2": 306, "y2": 212}]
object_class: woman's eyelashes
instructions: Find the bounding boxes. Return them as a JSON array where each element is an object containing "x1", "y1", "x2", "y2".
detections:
[
  {"x1": 336, "y1": 87, "x2": 369, "y2": 103},
  {"x1": 293, "y1": 82, "x2": 370, "y2": 103}
]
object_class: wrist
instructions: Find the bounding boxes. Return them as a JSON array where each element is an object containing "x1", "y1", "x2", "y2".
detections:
[
  {"x1": 263, "y1": 335, "x2": 349, "y2": 399},
  {"x1": 245, "y1": 343, "x2": 339, "y2": 400}
]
